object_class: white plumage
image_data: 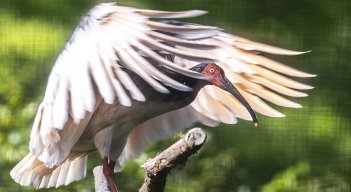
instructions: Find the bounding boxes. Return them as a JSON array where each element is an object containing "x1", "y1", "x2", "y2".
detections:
[{"x1": 10, "y1": 2, "x2": 315, "y2": 189}]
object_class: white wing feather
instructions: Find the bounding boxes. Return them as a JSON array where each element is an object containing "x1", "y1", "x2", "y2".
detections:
[
  {"x1": 28, "y1": 3, "x2": 218, "y2": 167},
  {"x1": 122, "y1": 31, "x2": 315, "y2": 162},
  {"x1": 120, "y1": 106, "x2": 212, "y2": 163},
  {"x1": 23, "y1": 2, "x2": 314, "y2": 178}
]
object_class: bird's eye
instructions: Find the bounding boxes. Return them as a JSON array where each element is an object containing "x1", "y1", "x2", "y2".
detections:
[{"x1": 209, "y1": 68, "x2": 215, "y2": 73}]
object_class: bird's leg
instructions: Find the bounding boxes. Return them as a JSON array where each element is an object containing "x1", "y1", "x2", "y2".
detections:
[{"x1": 102, "y1": 157, "x2": 118, "y2": 192}]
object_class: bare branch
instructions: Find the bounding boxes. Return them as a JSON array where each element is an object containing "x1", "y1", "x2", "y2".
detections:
[
  {"x1": 139, "y1": 128, "x2": 207, "y2": 192},
  {"x1": 93, "y1": 166, "x2": 113, "y2": 192},
  {"x1": 93, "y1": 128, "x2": 207, "y2": 192}
]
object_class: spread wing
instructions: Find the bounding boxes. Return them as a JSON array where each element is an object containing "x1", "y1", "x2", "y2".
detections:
[
  {"x1": 122, "y1": 33, "x2": 315, "y2": 161},
  {"x1": 120, "y1": 106, "x2": 219, "y2": 163},
  {"x1": 29, "y1": 2, "x2": 315, "y2": 167},
  {"x1": 185, "y1": 33, "x2": 315, "y2": 121},
  {"x1": 29, "y1": 3, "x2": 222, "y2": 167}
]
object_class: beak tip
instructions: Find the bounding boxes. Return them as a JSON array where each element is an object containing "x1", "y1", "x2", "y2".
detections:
[{"x1": 254, "y1": 122, "x2": 259, "y2": 128}]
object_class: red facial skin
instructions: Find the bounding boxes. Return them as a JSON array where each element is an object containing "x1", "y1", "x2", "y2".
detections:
[
  {"x1": 200, "y1": 63, "x2": 259, "y2": 128},
  {"x1": 201, "y1": 63, "x2": 225, "y2": 87}
]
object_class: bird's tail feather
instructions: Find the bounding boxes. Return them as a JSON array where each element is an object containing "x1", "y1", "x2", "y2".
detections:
[{"x1": 10, "y1": 153, "x2": 87, "y2": 189}]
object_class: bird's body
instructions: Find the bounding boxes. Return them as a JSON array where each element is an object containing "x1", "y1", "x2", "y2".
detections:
[
  {"x1": 10, "y1": 2, "x2": 315, "y2": 190},
  {"x1": 73, "y1": 65, "x2": 205, "y2": 160}
]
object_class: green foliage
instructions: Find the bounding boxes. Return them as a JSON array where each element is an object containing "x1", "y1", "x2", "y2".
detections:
[
  {"x1": 262, "y1": 161, "x2": 350, "y2": 192},
  {"x1": 1, "y1": 0, "x2": 350, "y2": 191},
  {"x1": 262, "y1": 161, "x2": 310, "y2": 192}
]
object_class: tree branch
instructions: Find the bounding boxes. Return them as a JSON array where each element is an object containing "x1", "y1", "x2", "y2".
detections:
[
  {"x1": 139, "y1": 128, "x2": 207, "y2": 192},
  {"x1": 93, "y1": 128, "x2": 207, "y2": 192},
  {"x1": 93, "y1": 166, "x2": 113, "y2": 192}
]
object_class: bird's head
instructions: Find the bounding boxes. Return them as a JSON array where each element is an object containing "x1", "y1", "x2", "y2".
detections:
[{"x1": 191, "y1": 63, "x2": 259, "y2": 128}]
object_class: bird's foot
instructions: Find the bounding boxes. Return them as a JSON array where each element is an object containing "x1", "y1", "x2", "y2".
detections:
[{"x1": 102, "y1": 158, "x2": 118, "y2": 192}]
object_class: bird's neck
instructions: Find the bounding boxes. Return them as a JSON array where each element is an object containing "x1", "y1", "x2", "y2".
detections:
[
  {"x1": 156, "y1": 64, "x2": 209, "y2": 93},
  {"x1": 172, "y1": 73, "x2": 208, "y2": 93}
]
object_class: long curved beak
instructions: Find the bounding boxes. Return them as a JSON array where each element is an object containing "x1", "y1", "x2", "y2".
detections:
[{"x1": 220, "y1": 77, "x2": 259, "y2": 128}]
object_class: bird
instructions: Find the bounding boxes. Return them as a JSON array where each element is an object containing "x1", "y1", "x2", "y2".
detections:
[{"x1": 10, "y1": 2, "x2": 315, "y2": 191}]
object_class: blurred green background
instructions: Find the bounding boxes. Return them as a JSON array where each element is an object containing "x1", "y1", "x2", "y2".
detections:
[{"x1": 1, "y1": 0, "x2": 350, "y2": 191}]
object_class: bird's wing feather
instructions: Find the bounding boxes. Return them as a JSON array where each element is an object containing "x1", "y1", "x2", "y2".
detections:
[
  {"x1": 29, "y1": 3, "x2": 221, "y2": 167},
  {"x1": 120, "y1": 106, "x2": 219, "y2": 164},
  {"x1": 29, "y1": 2, "x2": 315, "y2": 167},
  {"x1": 122, "y1": 31, "x2": 315, "y2": 162},
  {"x1": 175, "y1": 32, "x2": 315, "y2": 121}
]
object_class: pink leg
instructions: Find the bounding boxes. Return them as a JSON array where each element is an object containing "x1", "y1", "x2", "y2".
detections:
[{"x1": 102, "y1": 157, "x2": 118, "y2": 192}]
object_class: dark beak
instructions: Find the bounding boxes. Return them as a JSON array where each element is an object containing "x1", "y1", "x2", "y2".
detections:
[{"x1": 220, "y1": 77, "x2": 259, "y2": 128}]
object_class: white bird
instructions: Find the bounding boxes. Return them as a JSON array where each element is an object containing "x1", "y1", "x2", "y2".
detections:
[{"x1": 10, "y1": 2, "x2": 315, "y2": 191}]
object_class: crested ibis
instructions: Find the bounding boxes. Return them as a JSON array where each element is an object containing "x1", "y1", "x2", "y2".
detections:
[{"x1": 10, "y1": 2, "x2": 315, "y2": 191}]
